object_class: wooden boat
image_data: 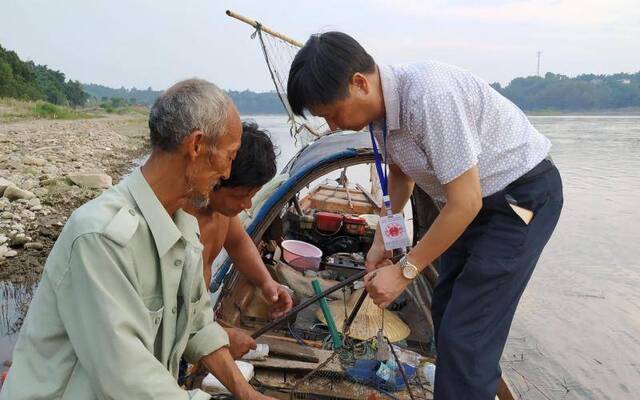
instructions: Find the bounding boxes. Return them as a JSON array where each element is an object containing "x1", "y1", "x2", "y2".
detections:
[{"x1": 210, "y1": 10, "x2": 519, "y2": 400}]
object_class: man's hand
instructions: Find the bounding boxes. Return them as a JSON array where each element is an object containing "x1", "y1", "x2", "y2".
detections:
[
  {"x1": 224, "y1": 327, "x2": 257, "y2": 359},
  {"x1": 365, "y1": 233, "x2": 393, "y2": 272},
  {"x1": 260, "y1": 279, "x2": 293, "y2": 319},
  {"x1": 364, "y1": 264, "x2": 411, "y2": 309},
  {"x1": 200, "y1": 347, "x2": 277, "y2": 400}
]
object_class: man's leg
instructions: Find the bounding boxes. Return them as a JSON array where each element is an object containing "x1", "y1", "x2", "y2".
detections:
[
  {"x1": 434, "y1": 168, "x2": 563, "y2": 399},
  {"x1": 432, "y1": 239, "x2": 469, "y2": 344}
]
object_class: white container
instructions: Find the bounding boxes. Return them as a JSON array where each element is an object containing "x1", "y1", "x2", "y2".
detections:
[
  {"x1": 420, "y1": 362, "x2": 436, "y2": 386},
  {"x1": 202, "y1": 361, "x2": 254, "y2": 394}
]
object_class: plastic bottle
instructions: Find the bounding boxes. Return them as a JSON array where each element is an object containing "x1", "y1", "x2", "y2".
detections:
[{"x1": 421, "y1": 362, "x2": 436, "y2": 386}]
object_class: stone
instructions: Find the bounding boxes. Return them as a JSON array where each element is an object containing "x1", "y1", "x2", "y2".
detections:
[
  {"x1": 0, "y1": 177, "x2": 16, "y2": 196},
  {"x1": 5, "y1": 249, "x2": 18, "y2": 258},
  {"x1": 0, "y1": 235, "x2": 7, "y2": 245},
  {"x1": 10, "y1": 233, "x2": 28, "y2": 247},
  {"x1": 24, "y1": 242, "x2": 44, "y2": 250},
  {"x1": 11, "y1": 224, "x2": 25, "y2": 232},
  {"x1": 23, "y1": 156, "x2": 47, "y2": 166},
  {"x1": 3, "y1": 185, "x2": 36, "y2": 201},
  {"x1": 28, "y1": 198, "x2": 41, "y2": 208},
  {"x1": 1, "y1": 211, "x2": 14, "y2": 219},
  {"x1": 68, "y1": 173, "x2": 112, "y2": 189},
  {"x1": 21, "y1": 209, "x2": 36, "y2": 220},
  {"x1": 21, "y1": 179, "x2": 39, "y2": 191},
  {"x1": 33, "y1": 188, "x2": 47, "y2": 197},
  {"x1": 0, "y1": 244, "x2": 9, "y2": 258},
  {"x1": 30, "y1": 205, "x2": 43, "y2": 211}
]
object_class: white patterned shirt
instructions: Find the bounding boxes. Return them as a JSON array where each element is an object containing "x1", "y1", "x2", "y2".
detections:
[{"x1": 372, "y1": 62, "x2": 551, "y2": 203}]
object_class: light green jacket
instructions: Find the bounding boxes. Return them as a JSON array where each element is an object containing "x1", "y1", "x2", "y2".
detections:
[{"x1": 0, "y1": 168, "x2": 228, "y2": 399}]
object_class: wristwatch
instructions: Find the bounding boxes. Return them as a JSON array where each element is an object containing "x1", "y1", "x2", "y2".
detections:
[{"x1": 399, "y1": 255, "x2": 419, "y2": 280}]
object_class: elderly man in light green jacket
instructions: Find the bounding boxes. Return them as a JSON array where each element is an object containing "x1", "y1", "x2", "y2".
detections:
[{"x1": 0, "y1": 79, "x2": 277, "y2": 400}]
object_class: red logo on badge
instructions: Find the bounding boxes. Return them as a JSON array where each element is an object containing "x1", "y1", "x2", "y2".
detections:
[{"x1": 385, "y1": 223, "x2": 403, "y2": 238}]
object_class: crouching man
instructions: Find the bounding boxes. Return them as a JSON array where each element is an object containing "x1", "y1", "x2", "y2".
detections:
[
  {"x1": 186, "y1": 121, "x2": 293, "y2": 359},
  {"x1": 0, "y1": 79, "x2": 276, "y2": 400}
]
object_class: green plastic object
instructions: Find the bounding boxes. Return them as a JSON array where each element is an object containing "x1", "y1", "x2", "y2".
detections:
[{"x1": 312, "y1": 279, "x2": 343, "y2": 349}]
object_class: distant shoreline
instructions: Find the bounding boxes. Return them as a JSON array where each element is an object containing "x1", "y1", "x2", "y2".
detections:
[{"x1": 526, "y1": 107, "x2": 640, "y2": 116}]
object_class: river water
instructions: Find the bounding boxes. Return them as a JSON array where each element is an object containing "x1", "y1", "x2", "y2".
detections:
[{"x1": 1, "y1": 115, "x2": 639, "y2": 398}]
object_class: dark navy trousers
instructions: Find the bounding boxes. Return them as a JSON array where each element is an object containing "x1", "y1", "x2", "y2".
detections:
[{"x1": 432, "y1": 159, "x2": 563, "y2": 399}]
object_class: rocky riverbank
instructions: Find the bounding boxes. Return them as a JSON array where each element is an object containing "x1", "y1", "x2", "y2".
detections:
[{"x1": 0, "y1": 113, "x2": 150, "y2": 284}]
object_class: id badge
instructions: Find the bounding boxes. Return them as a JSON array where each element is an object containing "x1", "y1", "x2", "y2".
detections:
[{"x1": 379, "y1": 213, "x2": 410, "y2": 251}]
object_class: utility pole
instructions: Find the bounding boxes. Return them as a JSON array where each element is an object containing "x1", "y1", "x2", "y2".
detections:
[{"x1": 537, "y1": 51, "x2": 542, "y2": 77}]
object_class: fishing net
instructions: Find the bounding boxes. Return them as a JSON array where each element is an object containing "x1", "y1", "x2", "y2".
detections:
[
  {"x1": 249, "y1": 24, "x2": 330, "y2": 145},
  {"x1": 286, "y1": 288, "x2": 434, "y2": 400}
]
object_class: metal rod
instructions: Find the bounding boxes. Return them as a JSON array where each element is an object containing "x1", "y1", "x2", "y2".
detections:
[
  {"x1": 343, "y1": 289, "x2": 368, "y2": 334},
  {"x1": 225, "y1": 9, "x2": 304, "y2": 48},
  {"x1": 251, "y1": 269, "x2": 368, "y2": 339},
  {"x1": 386, "y1": 336, "x2": 417, "y2": 400}
]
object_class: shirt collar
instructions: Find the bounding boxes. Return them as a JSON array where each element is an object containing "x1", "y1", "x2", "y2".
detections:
[
  {"x1": 126, "y1": 167, "x2": 201, "y2": 256},
  {"x1": 378, "y1": 64, "x2": 401, "y2": 131}
]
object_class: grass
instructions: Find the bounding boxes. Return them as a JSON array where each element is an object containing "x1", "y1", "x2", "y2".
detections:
[
  {"x1": 32, "y1": 102, "x2": 93, "y2": 119},
  {"x1": 0, "y1": 98, "x2": 95, "y2": 122},
  {"x1": 0, "y1": 98, "x2": 150, "y2": 123},
  {"x1": 97, "y1": 101, "x2": 149, "y2": 116}
]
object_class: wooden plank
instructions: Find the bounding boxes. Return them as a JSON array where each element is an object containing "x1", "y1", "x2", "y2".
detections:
[
  {"x1": 261, "y1": 334, "x2": 323, "y2": 349},
  {"x1": 497, "y1": 375, "x2": 516, "y2": 400},
  {"x1": 302, "y1": 184, "x2": 379, "y2": 215},
  {"x1": 250, "y1": 349, "x2": 341, "y2": 373},
  {"x1": 309, "y1": 197, "x2": 375, "y2": 215},
  {"x1": 257, "y1": 337, "x2": 319, "y2": 363},
  {"x1": 356, "y1": 183, "x2": 382, "y2": 210}
]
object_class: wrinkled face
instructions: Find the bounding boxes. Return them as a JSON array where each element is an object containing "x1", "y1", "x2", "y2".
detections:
[
  {"x1": 208, "y1": 186, "x2": 262, "y2": 217},
  {"x1": 185, "y1": 105, "x2": 242, "y2": 208}
]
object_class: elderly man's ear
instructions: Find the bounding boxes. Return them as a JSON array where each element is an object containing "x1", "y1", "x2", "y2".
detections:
[{"x1": 180, "y1": 130, "x2": 209, "y2": 161}]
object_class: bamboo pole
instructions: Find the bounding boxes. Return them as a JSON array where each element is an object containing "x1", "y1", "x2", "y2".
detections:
[{"x1": 225, "y1": 9, "x2": 304, "y2": 48}]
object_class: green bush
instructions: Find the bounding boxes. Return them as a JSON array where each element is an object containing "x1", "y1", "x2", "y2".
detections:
[{"x1": 31, "y1": 101, "x2": 90, "y2": 119}]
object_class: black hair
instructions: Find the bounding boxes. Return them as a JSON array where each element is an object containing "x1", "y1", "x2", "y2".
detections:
[
  {"x1": 219, "y1": 121, "x2": 277, "y2": 188},
  {"x1": 287, "y1": 31, "x2": 375, "y2": 116}
]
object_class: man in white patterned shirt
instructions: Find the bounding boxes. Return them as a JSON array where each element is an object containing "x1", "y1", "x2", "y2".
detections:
[{"x1": 287, "y1": 32, "x2": 563, "y2": 399}]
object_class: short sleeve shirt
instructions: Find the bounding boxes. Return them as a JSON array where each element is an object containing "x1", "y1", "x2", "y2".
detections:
[{"x1": 372, "y1": 62, "x2": 551, "y2": 203}]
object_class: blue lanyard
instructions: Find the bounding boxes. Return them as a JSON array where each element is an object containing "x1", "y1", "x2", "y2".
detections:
[{"x1": 368, "y1": 122, "x2": 392, "y2": 215}]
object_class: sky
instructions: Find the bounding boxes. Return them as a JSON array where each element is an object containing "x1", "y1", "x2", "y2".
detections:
[{"x1": 1, "y1": 0, "x2": 638, "y2": 92}]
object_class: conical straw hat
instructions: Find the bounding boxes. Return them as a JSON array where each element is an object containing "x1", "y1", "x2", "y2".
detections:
[{"x1": 315, "y1": 289, "x2": 410, "y2": 343}]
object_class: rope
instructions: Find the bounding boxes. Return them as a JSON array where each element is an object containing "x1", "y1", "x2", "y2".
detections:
[
  {"x1": 248, "y1": 21, "x2": 329, "y2": 145},
  {"x1": 252, "y1": 25, "x2": 296, "y2": 135}
]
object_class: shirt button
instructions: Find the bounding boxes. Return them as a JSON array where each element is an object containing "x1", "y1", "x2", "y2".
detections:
[
  {"x1": 128, "y1": 209, "x2": 136, "y2": 216},
  {"x1": 174, "y1": 259, "x2": 182, "y2": 267},
  {"x1": 171, "y1": 306, "x2": 177, "y2": 314},
  {"x1": 155, "y1": 317, "x2": 161, "y2": 325}
]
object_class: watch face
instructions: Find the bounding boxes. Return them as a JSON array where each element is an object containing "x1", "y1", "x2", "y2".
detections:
[{"x1": 403, "y1": 265, "x2": 417, "y2": 280}]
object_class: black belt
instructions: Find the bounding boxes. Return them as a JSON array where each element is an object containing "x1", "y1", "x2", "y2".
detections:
[{"x1": 507, "y1": 156, "x2": 554, "y2": 188}]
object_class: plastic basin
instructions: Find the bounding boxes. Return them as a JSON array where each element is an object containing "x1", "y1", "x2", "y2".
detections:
[{"x1": 281, "y1": 240, "x2": 323, "y2": 271}]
